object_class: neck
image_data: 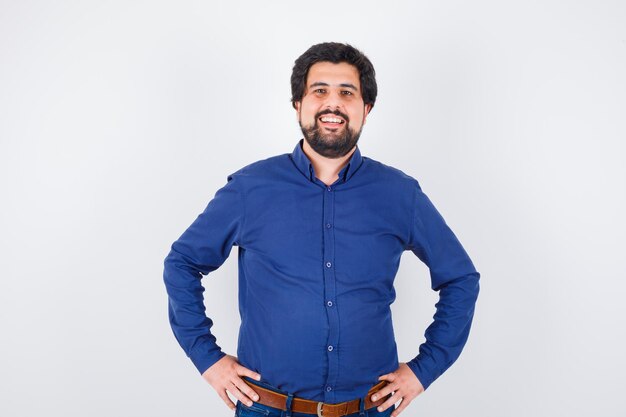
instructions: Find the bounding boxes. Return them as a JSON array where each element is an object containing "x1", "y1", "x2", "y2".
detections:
[{"x1": 302, "y1": 139, "x2": 356, "y2": 186}]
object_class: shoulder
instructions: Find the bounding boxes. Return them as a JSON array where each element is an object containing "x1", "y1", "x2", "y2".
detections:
[
  {"x1": 362, "y1": 155, "x2": 422, "y2": 191},
  {"x1": 225, "y1": 153, "x2": 292, "y2": 183}
]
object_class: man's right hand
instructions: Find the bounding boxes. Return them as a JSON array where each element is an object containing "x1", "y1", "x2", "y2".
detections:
[{"x1": 202, "y1": 354, "x2": 262, "y2": 412}]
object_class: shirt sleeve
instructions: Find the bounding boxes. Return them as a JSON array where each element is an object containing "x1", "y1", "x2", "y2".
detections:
[
  {"x1": 163, "y1": 171, "x2": 245, "y2": 375},
  {"x1": 404, "y1": 180, "x2": 480, "y2": 391}
]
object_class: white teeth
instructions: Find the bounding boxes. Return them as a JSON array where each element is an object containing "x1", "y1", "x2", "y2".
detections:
[{"x1": 320, "y1": 117, "x2": 343, "y2": 123}]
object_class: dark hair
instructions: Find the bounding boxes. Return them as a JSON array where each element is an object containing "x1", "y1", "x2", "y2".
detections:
[{"x1": 290, "y1": 42, "x2": 377, "y2": 111}]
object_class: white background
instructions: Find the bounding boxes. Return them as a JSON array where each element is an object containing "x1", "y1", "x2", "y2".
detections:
[{"x1": 1, "y1": 1, "x2": 625, "y2": 416}]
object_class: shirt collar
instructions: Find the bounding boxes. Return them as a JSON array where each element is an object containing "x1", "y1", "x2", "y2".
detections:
[{"x1": 290, "y1": 138, "x2": 363, "y2": 183}]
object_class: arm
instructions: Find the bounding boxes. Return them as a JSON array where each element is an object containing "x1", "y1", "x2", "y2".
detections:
[
  {"x1": 404, "y1": 180, "x2": 481, "y2": 391},
  {"x1": 162, "y1": 171, "x2": 245, "y2": 375}
]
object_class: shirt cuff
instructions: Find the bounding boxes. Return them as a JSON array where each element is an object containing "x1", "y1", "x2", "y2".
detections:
[
  {"x1": 188, "y1": 342, "x2": 227, "y2": 375},
  {"x1": 406, "y1": 353, "x2": 441, "y2": 391}
]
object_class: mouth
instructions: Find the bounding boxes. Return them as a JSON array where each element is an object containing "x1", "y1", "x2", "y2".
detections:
[{"x1": 318, "y1": 115, "x2": 346, "y2": 130}]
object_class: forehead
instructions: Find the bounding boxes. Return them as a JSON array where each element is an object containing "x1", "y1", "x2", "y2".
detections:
[{"x1": 306, "y1": 61, "x2": 360, "y2": 88}]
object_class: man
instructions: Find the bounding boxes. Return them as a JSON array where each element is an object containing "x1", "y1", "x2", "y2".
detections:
[{"x1": 163, "y1": 42, "x2": 480, "y2": 417}]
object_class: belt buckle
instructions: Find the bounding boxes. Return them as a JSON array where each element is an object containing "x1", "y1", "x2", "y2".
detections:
[{"x1": 317, "y1": 401, "x2": 324, "y2": 417}]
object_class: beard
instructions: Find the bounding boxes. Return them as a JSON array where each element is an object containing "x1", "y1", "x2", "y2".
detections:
[{"x1": 299, "y1": 109, "x2": 363, "y2": 158}]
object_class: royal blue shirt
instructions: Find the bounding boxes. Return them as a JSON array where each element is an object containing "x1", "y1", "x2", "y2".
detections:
[{"x1": 163, "y1": 139, "x2": 480, "y2": 403}]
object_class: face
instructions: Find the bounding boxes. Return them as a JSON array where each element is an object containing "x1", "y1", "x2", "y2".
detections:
[{"x1": 295, "y1": 61, "x2": 372, "y2": 158}]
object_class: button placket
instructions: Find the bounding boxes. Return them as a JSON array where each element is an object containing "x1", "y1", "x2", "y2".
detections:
[{"x1": 321, "y1": 184, "x2": 339, "y2": 403}]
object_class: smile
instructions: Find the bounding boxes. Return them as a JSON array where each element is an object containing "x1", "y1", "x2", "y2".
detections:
[{"x1": 318, "y1": 116, "x2": 346, "y2": 128}]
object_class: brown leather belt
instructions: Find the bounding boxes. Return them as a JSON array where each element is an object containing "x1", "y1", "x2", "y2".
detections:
[{"x1": 241, "y1": 379, "x2": 391, "y2": 417}]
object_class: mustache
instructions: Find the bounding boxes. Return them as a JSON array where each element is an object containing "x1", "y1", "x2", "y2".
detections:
[{"x1": 315, "y1": 109, "x2": 349, "y2": 123}]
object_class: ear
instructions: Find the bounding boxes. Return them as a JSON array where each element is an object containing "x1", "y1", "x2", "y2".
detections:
[
  {"x1": 362, "y1": 103, "x2": 372, "y2": 125},
  {"x1": 294, "y1": 101, "x2": 301, "y2": 120}
]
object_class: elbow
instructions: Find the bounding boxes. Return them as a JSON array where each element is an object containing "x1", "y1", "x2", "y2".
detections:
[{"x1": 434, "y1": 270, "x2": 480, "y2": 302}]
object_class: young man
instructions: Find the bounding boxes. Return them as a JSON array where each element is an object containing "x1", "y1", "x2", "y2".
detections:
[{"x1": 163, "y1": 42, "x2": 480, "y2": 417}]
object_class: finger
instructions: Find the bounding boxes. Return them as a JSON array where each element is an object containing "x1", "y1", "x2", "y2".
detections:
[
  {"x1": 391, "y1": 397, "x2": 411, "y2": 417},
  {"x1": 371, "y1": 381, "x2": 399, "y2": 402},
  {"x1": 237, "y1": 365, "x2": 262, "y2": 381},
  {"x1": 217, "y1": 388, "x2": 236, "y2": 411},
  {"x1": 380, "y1": 372, "x2": 397, "y2": 382},
  {"x1": 377, "y1": 391, "x2": 402, "y2": 413},
  {"x1": 227, "y1": 380, "x2": 255, "y2": 407},
  {"x1": 371, "y1": 387, "x2": 388, "y2": 402},
  {"x1": 233, "y1": 376, "x2": 260, "y2": 403}
]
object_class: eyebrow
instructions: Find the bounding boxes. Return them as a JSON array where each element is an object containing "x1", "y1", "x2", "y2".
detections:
[{"x1": 309, "y1": 81, "x2": 358, "y2": 91}]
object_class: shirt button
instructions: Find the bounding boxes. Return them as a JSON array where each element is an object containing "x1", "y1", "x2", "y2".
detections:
[
  {"x1": 326, "y1": 223, "x2": 332, "y2": 228},
  {"x1": 328, "y1": 345, "x2": 333, "y2": 351},
  {"x1": 327, "y1": 186, "x2": 332, "y2": 191},
  {"x1": 326, "y1": 386, "x2": 332, "y2": 392},
  {"x1": 327, "y1": 301, "x2": 333, "y2": 307},
  {"x1": 326, "y1": 262, "x2": 332, "y2": 268}
]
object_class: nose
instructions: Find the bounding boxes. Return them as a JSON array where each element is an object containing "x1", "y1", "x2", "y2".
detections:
[{"x1": 322, "y1": 90, "x2": 343, "y2": 110}]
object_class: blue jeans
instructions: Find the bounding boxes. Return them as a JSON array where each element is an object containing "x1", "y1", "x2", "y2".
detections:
[{"x1": 234, "y1": 376, "x2": 395, "y2": 417}]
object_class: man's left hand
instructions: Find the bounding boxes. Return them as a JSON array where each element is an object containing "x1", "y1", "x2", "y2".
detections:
[{"x1": 371, "y1": 363, "x2": 424, "y2": 417}]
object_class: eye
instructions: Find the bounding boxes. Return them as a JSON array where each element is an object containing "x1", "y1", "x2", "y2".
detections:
[
  {"x1": 314, "y1": 88, "x2": 326, "y2": 94},
  {"x1": 342, "y1": 91, "x2": 353, "y2": 95}
]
